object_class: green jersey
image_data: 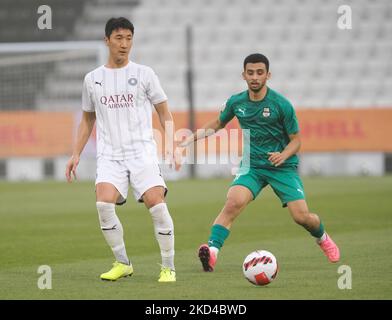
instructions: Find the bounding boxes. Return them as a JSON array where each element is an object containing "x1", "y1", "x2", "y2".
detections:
[{"x1": 219, "y1": 87, "x2": 299, "y2": 169}]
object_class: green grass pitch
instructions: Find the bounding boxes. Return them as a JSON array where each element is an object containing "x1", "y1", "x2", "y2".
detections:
[{"x1": 0, "y1": 176, "x2": 391, "y2": 300}]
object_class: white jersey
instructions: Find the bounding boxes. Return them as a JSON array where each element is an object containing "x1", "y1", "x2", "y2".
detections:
[{"x1": 82, "y1": 61, "x2": 167, "y2": 160}]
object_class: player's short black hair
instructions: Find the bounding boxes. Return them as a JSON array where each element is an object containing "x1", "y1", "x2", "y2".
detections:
[
  {"x1": 243, "y1": 53, "x2": 269, "y2": 72},
  {"x1": 105, "y1": 17, "x2": 134, "y2": 38}
]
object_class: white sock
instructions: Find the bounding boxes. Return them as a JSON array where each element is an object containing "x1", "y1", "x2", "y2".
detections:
[
  {"x1": 96, "y1": 202, "x2": 130, "y2": 265},
  {"x1": 318, "y1": 232, "x2": 327, "y2": 242},
  {"x1": 209, "y1": 246, "x2": 219, "y2": 257},
  {"x1": 149, "y1": 202, "x2": 175, "y2": 270}
]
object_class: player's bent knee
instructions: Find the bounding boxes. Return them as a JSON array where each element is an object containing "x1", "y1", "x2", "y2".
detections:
[
  {"x1": 143, "y1": 192, "x2": 164, "y2": 204},
  {"x1": 96, "y1": 183, "x2": 121, "y2": 203},
  {"x1": 143, "y1": 191, "x2": 165, "y2": 209},
  {"x1": 224, "y1": 198, "x2": 246, "y2": 217}
]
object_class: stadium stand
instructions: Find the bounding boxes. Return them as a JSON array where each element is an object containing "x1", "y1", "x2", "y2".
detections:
[
  {"x1": 0, "y1": 0, "x2": 391, "y2": 111},
  {"x1": 128, "y1": 0, "x2": 392, "y2": 110},
  {"x1": 0, "y1": 0, "x2": 87, "y2": 110},
  {"x1": 0, "y1": 0, "x2": 140, "y2": 111}
]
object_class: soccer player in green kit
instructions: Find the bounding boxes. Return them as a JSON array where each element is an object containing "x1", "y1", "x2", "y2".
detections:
[{"x1": 179, "y1": 53, "x2": 340, "y2": 271}]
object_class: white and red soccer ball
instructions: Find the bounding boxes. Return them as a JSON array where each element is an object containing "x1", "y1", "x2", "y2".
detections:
[{"x1": 243, "y1": 250, "x2": 279, "y2": 286}]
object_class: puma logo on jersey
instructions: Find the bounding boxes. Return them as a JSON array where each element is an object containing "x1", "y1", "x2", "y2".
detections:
[
  {"x1": 237, "y1": 107, "x2": 246, "y2": 115},
  {"x1": 95, "y1": 81, "x2": 103, "y2": 86},
  {"x1": 233, "y1": 173, "x2": 242, "y2": 181}
]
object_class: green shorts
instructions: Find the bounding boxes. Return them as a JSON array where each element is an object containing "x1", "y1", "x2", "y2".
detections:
[{"x1": 231, "y1": 166, "x2": 305, "y2": 207}]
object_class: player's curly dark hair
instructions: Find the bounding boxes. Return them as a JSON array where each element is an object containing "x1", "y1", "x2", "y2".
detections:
[
  {"x1": 243, "y1": 53, "x2": 269, "y2": 72},
  {"x1": 105, "y1": 17, "x2": 134, "y2": 38}
]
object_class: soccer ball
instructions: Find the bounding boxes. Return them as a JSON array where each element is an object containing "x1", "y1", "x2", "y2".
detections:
[{"x1": 242, "y1": 250, "x2": 278, "y2": 286}]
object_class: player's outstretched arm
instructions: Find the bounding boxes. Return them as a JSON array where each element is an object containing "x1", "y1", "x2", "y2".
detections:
[
  {"x1": 65, "y1": 111, "x2": 96, "y2": 182},
  {"x1": 178, "y1": 117, "x2": 225, "y2": 148}
]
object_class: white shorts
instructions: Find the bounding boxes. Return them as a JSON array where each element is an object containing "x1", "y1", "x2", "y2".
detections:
[{"x1": 95, "y1": 157, "x2": 167, "y2": 204}]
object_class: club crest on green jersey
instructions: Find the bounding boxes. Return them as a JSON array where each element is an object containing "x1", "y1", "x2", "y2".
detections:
[{"x1": 262, "y1": 107, "x2": 270, "y2": 117}]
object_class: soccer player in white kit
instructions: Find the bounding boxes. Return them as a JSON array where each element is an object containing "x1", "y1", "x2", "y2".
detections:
[{"x1": 65, "y1": 17, "x2": 180, "y2": 282}]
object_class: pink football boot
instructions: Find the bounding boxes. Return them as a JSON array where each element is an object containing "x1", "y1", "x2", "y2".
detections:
[
  {"x1": 198, "y1": 244, "x2": 217, "y2": 272},
  {"x1": 318, "y1": 233, "x2": 340, "y2": 263}
]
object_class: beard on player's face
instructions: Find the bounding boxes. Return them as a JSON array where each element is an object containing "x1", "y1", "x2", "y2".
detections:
[{"x1": 248, "y1": 79, "x2": 266, "y2": 93}]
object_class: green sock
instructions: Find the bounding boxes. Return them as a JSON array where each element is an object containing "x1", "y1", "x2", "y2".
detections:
[
  {"x1": 208, "y1": 224, "x2": 230, "y2": 250},
  {"x1": 310, "y1": 221, "x2": 325, "y2": 238}
]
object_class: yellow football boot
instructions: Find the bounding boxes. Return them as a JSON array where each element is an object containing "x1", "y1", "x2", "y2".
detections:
[
  {"x1": 158, "y1": 266, "x2": 176, "y2": 282},
  {"x1": 100, "y1": 261, "x2": 133, "y2": 281}
]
